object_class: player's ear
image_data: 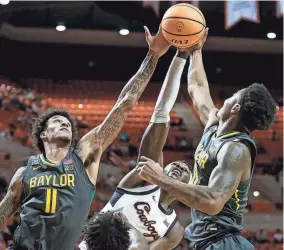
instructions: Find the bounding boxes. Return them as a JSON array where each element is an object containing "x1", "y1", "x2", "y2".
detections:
[
  {"x1": 40, "y1": 131, "x2": 47, "y2": 140},
  {"x1": 231, "y1": 103, "x2": 241, "y2": 115}
]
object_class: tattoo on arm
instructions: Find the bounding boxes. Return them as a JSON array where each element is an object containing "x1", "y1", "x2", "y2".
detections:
[
  {"x1": 0, "y1": 167, "x2": 24, "y2": 228},
  {"x1": 95, "y1": 51, "x2": 158, "y2": 151},
  {"x1": 117, "y1": 51, "x2": 158, "y2": 103},
  {"x1": 156, "y1": 142, "x2": 250, "y2": 215},
  {"x1": 77, "y1": 51, "x2": 159, "y2": 165}
]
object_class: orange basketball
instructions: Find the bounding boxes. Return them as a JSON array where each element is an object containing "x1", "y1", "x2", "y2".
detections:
[{"x1": 161, "y1": 3, "x2": 206, "y2": 48}]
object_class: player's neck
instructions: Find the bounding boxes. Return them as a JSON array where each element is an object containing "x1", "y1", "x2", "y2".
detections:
[
  {"x1": 159, "y1": 190, "x2": 175, "y2": 211},
  {"x1": 43, "y1": 143, "x2": 70, "y2": 164},
  {"x1": 217, "y1": 118, "x2": 242, "y2": 137}
]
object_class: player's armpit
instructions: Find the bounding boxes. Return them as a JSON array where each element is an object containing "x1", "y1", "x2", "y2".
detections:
[
  {"x1": 149, "y1": 222, "x2": 184, "y2": 250},
  {"x1": 0, "y1": 167, "x2": 25, "y2": 229},
  {"x1": 75, "y1": 51, "x2": 159, "y2": 167},
  {"x1": 152, "y1": 142, "x2": 251, "y2": 215},
  {"x1": 187, "y1": 50, "x2": 216, "y2": 126}
]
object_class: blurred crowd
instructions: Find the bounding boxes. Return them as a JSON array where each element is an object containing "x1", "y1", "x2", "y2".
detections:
[
  {"x1": 0, "y1": 83, "x2": 50, "y2": 145},
  {"x1": 0, "y1": 83, "x2": 283, "y2": 250}
]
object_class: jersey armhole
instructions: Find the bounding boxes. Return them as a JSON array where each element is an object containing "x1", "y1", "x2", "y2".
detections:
[
  {"x1": 164, "y1": 216, "x2": 178, "y2": 237},
  {"x1": 214, "y1": 137, "x2": 257, "y2": 178},
  {"x1": 72, "y1": 149, "x2": 95, "y2": 190},
  {"x1": 20, "y1": 156, "x2": 35, "y2": 201}
]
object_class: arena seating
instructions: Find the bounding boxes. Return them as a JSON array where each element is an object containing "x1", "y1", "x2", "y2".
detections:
[{"x1": 0, "y1": 77, "x2": 283, "y2": 250}]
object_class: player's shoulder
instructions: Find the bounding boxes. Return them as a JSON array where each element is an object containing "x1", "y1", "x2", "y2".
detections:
[
  {"x1": 219, "y1": 141, "x2": 251, "y2": 157},
  {"x1": 14, "y1": 166, "x2": 26, "y2": 179},
  {"x1": 217, "y1": 141, "x2": 252, "y2": 170},
  {"x1": 9, "y1": 166, "x2": 26, "y2": 189}
]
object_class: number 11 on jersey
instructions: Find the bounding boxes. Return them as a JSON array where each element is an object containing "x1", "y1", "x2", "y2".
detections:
[{"x1": 45, "y1": 188, "x2": 58, "y2": 214}]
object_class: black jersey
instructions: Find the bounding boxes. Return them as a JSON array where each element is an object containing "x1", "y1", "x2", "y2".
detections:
[
  {"x1": 11, "y1": 149, "x2": 95, "y2": 250},
  {"x1": 184, "y1": 123, "x2": 256, "y2": 246}
]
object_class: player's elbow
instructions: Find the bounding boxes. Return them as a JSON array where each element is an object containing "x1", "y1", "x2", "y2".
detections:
[
  {"x1": 118, "y1": 94, "x2": 137, "y2": 113},
  {"x1": 203, "y1": 199, "x2": 223, "y2": 216}
]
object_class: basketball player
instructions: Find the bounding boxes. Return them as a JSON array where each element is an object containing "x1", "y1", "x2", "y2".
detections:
[
  {"x1": 80, "y1": 49, "x2": 192, "y2": 250},
  {"x1": 136, "y1": 28, "x2": 278, "y2": 250},
  {"x1": 0, "y1": 26, "x2": 171, "y2": 250}
]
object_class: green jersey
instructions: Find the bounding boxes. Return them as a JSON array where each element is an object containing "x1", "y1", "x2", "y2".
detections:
[
  {"x1": 185, "y1": 123, "x2": 256, "y2": 246},
  {"x1": 11, "y1": 149, "x2": 95, "y2": 250}
]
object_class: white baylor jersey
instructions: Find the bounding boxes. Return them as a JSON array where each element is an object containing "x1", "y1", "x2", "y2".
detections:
[{"x1": 79, "y1": 185, "x2": 177, "y2": 249}]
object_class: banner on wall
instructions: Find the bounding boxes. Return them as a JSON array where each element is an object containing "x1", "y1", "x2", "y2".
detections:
[
  {"x1": 225, "y1": 1, "x2": 260, "y2": 30},
  {"x1": 276, "y1": 0, "x2": 283, "y2": 18}
]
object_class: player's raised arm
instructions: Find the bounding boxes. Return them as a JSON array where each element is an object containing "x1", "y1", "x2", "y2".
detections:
[
  {"x1": 0, "y1": 167, "x2": 25, "y2": 228},
  {"x1": 185, "y1": 28, "x2": 218, "y2": 127},
  {"x1": 119, "y1": 50, "x2": 187, "y2": 188},
  {"x1": 75, "y1": 26, "x2": 171, "y2": 183},
  {"x1": 136, "y1": 141, "x2": 251, "y2": 215}
]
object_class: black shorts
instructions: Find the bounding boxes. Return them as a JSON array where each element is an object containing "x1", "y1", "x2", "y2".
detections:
[{"x1": 191, "y1": 234, "x2": 255, "y2": 250}]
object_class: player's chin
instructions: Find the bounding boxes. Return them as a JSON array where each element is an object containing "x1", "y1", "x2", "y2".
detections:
[{"x1": 56, "y1": 135, "x2": 72, "y2": 142}]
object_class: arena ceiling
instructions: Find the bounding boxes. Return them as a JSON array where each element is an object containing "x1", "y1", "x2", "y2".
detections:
[
  {"x1": 0, "y1": 1, "x2": 283, "y2": 40},
  {"x1": 0, "y1": 1, "x2": 282, "y2": 86}
]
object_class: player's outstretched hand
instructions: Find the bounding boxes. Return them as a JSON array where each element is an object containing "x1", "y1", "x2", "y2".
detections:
[
  {"x1": 136, "y1": 156, "x2": 164, "y2": 185},
  {"x1": 179, "y1": 27, "x2": 209, "y2": 54},
  {"x1": 144, "y1": 26, "x2": 171, "y2": 57}
]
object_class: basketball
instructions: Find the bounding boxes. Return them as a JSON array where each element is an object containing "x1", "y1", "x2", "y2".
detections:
[{"x1": 161, "y1": 3, "x2": 206, "y2": 48}]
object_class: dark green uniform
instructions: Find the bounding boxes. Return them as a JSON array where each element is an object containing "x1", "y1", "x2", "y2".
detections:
[
  {"x1": 185, "y1": 123, "x2": 257, "y2": 250},
  {"x1": 9, "y1": 149, "x2": 95, "y2": 250}
]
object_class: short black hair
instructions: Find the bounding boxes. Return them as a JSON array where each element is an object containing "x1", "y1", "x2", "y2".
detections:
[
  {"x1": 83, "y1": 211, "x2": 131, "y2": 250},
  {"x1": 31, "y1": 108, "x2": 77, "y2": 154},
  {"x1": 240, "y1": 83, "x2": 277, "y2": 131}
]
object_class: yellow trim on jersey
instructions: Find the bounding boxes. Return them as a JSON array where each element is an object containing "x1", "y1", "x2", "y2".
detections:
[
  {"x1": 192, "y1": 163, "x2": 199, "y2": 185},
  {"x1": 40, "y1": 154, "x2": 57, "y2": 167},
  {"x1": 234, "y1": 189, "x2": 240, "y2": 211},
  {"x1": 45, "y1": 188, "x2": 51, "y2": 213},
  {"x1": 51, "y1": 189, "x2": 57, "y2": 213},
  {"x1": 213, "y1": 131, "x2": 240, "y2": 140}
]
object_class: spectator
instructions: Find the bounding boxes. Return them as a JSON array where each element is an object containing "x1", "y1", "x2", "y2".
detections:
[
  {"x1": 273, "y1": 229, "x2": 283, "y2": 244},
  {"x1": 256, "y1": 229, "x2": 270, "y2": 244}
]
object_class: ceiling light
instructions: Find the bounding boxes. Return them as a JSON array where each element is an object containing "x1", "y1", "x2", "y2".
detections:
[
  {"x1": 119, "y1": 29, "x2": 129, "y2": 36},
  {"x1": 267, "y1": 32, "x2": 276, "y2": 39},
  {"x1": 253, "y1": 191, "x2": 260, "y2": 197},
  {"x1": 56, "y1": 24, "x2": 66, "y2": 32},
  {"x1": 0, "y1": 0, "x2": 10, "y2": 5}
]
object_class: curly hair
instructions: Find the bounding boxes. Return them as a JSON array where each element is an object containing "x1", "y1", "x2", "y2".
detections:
[
  {"x1": 31, "y1": 108, "x2": 77, "y2": 154},
  {"x1": 82, "y1": 211, "x2": 131, "y2": 250},
  {"x1": 240, "y1": 83, "x2": 277, "y2": 131}
]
